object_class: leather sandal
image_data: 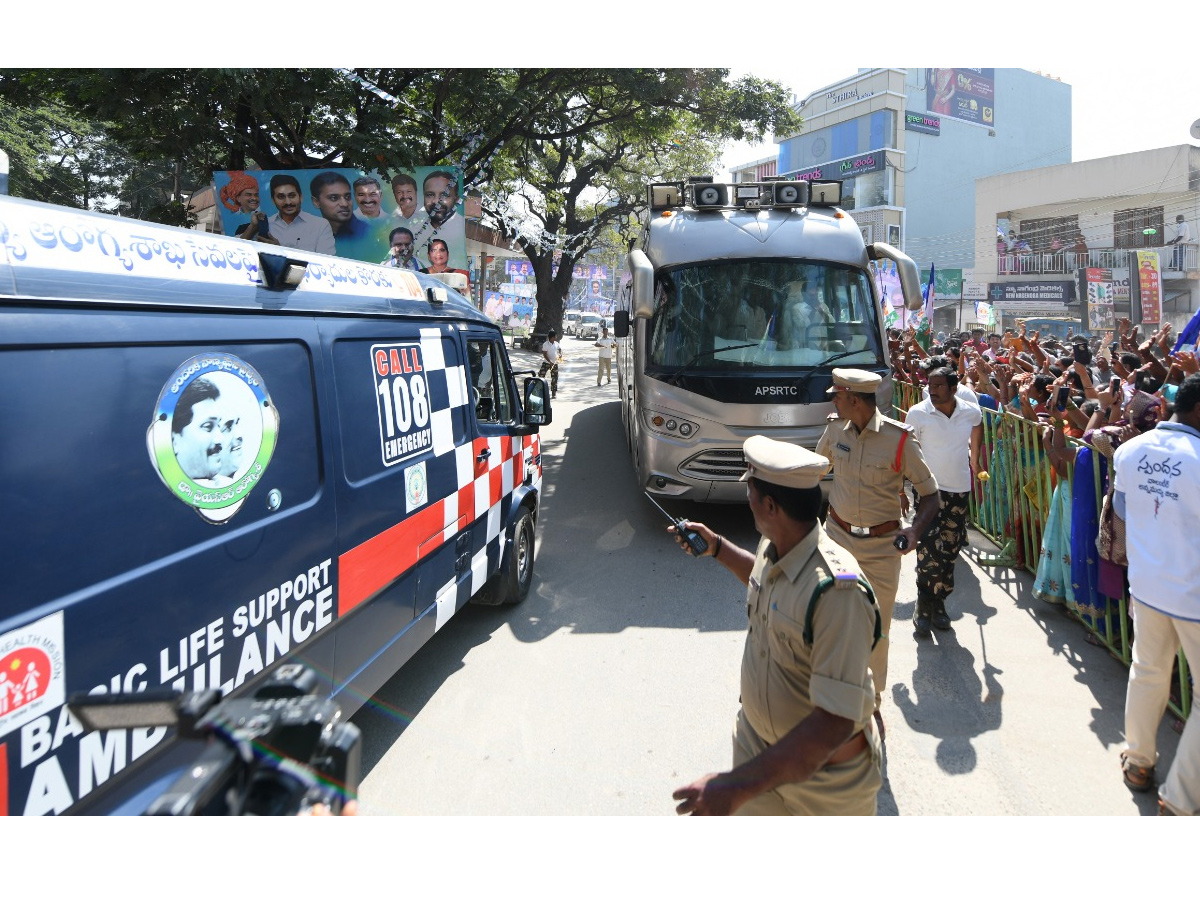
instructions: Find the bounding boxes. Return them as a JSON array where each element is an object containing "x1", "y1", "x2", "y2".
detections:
[{"x1": 1120, "y1": 753, "x2": 1155, "y2": 793}]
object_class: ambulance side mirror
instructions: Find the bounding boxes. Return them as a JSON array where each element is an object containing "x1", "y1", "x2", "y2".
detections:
[{"x1": 516, "y1": 377, "x2": 552, "y2": 432}]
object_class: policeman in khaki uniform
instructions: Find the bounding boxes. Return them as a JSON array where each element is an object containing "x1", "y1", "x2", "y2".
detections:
[
  {"x1": 816, "y1": 368, "x2": 941, "y2": 727},
  {"x1": 670, "y1": 436, "x2": 884, "y2": 816}
]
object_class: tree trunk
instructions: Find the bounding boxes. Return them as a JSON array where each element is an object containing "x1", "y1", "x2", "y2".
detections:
[{"x1": 530, "y1": 251, "x2": 579, "y2": 337}]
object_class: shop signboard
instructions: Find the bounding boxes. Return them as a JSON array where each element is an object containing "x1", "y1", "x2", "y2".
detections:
[
  {"x1": 905, "y1": 111, "x2": 941, "y2": 136},
  {"x1": 1134, "y1": 250, "x2": 1162, "y2": 324},
  {"x1": 791, "y1": 150, "x2": 885, "y2": 183},
  {"x1": 988, "y1": 281, "x2": 1076, "y2": 303},
  {"x1": 962, "y1": 281, "x2": 988, "y2": 300},
  {"x1": 991, "y1": 301, "x2": 1071, "y2": 317}
]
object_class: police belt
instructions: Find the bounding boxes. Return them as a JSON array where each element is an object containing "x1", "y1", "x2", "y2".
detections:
[
  {"x1": 828, "y1": 506, "x2": 900, "y2": 538},
  {"x1": 826, "y1": 729, "x2": 869, "y2": 766}
]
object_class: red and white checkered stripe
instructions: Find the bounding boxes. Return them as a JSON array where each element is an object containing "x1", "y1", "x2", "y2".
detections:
[{"x1": 337, "y1": 432, "x2": 541, "y2": 619}]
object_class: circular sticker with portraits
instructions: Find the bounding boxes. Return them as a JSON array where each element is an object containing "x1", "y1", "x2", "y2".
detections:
[{"x1": 147, "y1": 354, "x2": 279, "y2": 524}]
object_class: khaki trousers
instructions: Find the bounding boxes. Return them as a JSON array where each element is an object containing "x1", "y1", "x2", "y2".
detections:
[
  {"x1": 1125, "y1": 598, "x2": 1200, "y2": 815},
  {"x1": 827, "y1": 523, "x2": 902, "y2": 710},
  {"x1": 597, "y1": 357, "x2": 611, "y2": 383},
  {"x1": 731, "y1": 708, "x2": 880, "y2": 816}
]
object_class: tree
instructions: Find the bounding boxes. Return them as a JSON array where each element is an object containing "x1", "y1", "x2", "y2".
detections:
[
  {"x1": 0, "y1": 88, "x2": 122, "y2": 209},
  {"x1": 1, "y1": 72, "x2": 204, "y2": 221},
  {"x1": 7, "y1": 68, "x2": 797, "y2": 327},
  {"x1": 469, "y1": 70, "x2": 799, "y2": 334}
]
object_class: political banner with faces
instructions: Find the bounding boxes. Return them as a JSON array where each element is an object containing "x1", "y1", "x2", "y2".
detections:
[{"x1": 212, "y1": 167, "x2": 468, "y2": 273}]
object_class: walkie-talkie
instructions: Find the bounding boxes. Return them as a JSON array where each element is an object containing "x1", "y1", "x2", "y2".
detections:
[{"x1": 645, "y1": 492, "x2": 709, "y2": 557}]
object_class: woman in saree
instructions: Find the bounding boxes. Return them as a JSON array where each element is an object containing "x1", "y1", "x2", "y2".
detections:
[{"x1": 1075, "y1": 389, "x2": 1164, "y2": 638}]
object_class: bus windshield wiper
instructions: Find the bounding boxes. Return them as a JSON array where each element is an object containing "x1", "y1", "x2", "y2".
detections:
[
  {"x1": 792, "y1": 348, "x2": 882, "y2": 396},
  {"x1": 665, "y1": 342, "x2": 760, "y2": 385}
]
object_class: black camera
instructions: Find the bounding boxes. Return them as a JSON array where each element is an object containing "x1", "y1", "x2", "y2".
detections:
[{"x1": 68, "y1": 663, "x2": 360, "y2": 816}]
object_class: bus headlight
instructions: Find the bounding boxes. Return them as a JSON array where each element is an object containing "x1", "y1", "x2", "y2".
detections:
[{"x1": 647, "y1": 411, "x2": 699, "y2": 439}]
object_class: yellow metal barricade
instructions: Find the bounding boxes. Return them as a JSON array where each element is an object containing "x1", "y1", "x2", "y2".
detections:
[
  {"x1": 962, "y1": 404, "x2": 1188, "y2": 721},
  {"x1": 891, "y1": 379, "x2": 923, "y2": 419}
]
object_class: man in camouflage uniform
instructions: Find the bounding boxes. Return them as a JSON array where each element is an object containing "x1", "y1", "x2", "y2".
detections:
[{"x1": 903, "y1": 365, "x2": 985, "y2": 636}]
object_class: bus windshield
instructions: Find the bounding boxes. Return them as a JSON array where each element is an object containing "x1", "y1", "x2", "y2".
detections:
[{"x1": 648, "y1": 259, "x2": 883, "y2": 371}]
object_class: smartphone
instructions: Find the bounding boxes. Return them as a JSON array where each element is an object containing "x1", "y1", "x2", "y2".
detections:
[
  {"x1": 1110, "y1": 341, "x2": 1119, "y2": 355},
  {"x1": 1055, "y1": 384, "x2": 1070, "y2": 412},
  {"x1": 1073, "y1": 343, "x2": 1090, "y2": 365},
  {"x1": 1110, "y1": 376, "x2": 1122, "y2": 394}
]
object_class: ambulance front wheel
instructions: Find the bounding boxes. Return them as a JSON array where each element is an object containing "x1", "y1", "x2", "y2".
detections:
[
  {"x1": 474, "y1": 507, "x2": 535, "y2": 606},
  {"x1": 501, "y1": 508, "x2": 536, "y2": 605}
]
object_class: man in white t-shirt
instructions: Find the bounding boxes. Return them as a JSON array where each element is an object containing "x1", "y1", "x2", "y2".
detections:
[
  {"x1": 904, "y1": 365, "x2": 985, "y2": 637},
  {"x1": 1114, "y1": 371, "x2": 1200, "y2": 815},
  {"x1": 538, "y1": 329, "x2": 563, "y2": 399},
  {"x1": 594, "y1": 325, "x2": 616, "y2": 386}
]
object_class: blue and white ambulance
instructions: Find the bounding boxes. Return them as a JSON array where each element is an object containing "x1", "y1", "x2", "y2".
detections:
[{"x1": 0, "y1": 196, "x2": 551, "y2": 814}]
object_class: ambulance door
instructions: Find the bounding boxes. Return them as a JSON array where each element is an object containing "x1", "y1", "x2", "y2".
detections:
[
  {"x1": 457, "y1": 331, "x2": 524, "y2": 597},
  {"x1": 325, "y1": 319, "x2": 471, "y2": 700}
]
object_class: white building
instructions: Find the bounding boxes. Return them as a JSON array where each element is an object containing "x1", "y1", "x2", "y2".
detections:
[
  {"x1": 972, "y1": 144, "x2": 1199, "y2": 331},
  {"x1": 732, "y1": 68, "x2": 1072, "y2": 276}
]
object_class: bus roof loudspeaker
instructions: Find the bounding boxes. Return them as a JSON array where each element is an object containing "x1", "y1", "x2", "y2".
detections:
[
  {"x1": 692, "y1": 183, "x2": 728, "y2": 209},
  {"x1": 649, "y1": 182, "x2": 683, "y2": 210},
  {"x1": 772, "y1": 181, "x2": 808, "y2": 208},
  {"x1": 808, "y1": 181, "x2": 843, "y2": 207}
]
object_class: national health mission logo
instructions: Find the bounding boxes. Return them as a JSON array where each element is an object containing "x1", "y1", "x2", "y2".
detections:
[{"x1": 147, "y1": 353, "x2": 279, "y2": 524}]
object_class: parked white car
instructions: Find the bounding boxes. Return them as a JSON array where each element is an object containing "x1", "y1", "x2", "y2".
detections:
[
  {"x1": 576, "y1": 313, "x2": 604, "y2": 340},
  {"x1": 563, "y1": 311, "x2": 582, "y2": 336}
]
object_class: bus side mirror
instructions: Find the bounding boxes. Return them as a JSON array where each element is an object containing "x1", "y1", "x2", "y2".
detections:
[
  {"x1": 614, "y1": 310, "x2": 630, "y2": 338},
  {"x1": 867, "y1": 242, "x2": 924, "y2": 311},
  {"x1": 628, "y1": 249, "x2": 655, "y2": 319}
]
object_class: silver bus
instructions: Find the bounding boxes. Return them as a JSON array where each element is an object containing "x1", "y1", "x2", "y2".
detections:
[{"x1": 614, "y1": 177, "x2": 924, "y2": 502}]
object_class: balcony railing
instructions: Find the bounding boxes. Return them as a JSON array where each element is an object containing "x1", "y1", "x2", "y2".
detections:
[{"x1": 997, "y1": 244, "x2": 1198, "y2": 276}]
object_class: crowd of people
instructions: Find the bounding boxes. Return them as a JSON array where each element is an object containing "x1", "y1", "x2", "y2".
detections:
[
  {"x1": 890, "y1": 317, "x2": 1199, "y2": 816},
  {"x1": 661, "y1": 317, "x2": 1198, "y2": 817},
  {"x1": 996, "y1": 228, "x2": 1089, "y2": 272}
]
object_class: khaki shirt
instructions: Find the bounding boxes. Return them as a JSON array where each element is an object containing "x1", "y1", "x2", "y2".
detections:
[
  {"x1": 816, "y1": 407, "x2": 938, "y2": 527},
  {"x1": 740, "y1": 526, "x2": 878, "y2": 746}
]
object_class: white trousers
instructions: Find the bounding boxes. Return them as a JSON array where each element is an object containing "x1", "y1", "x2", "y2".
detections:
[{"x1": 1124, "y1": 598, "x2": 1200, "y2": 815}]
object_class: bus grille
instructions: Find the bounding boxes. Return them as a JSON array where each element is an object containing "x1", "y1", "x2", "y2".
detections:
[{"x1": 680, "y1": 448, "x2": 747, "y2": 481}]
